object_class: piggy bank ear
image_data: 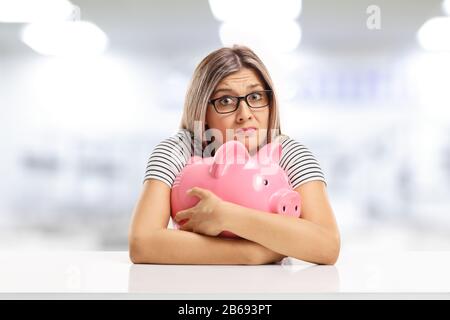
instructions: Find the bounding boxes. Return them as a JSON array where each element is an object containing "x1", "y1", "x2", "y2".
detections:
[
  {"x1": 257, "y1": 142, "x2": 282, "y2": 165},
  {"x1": 210, "y1": 140, "x2": 249, "y2": 178}
]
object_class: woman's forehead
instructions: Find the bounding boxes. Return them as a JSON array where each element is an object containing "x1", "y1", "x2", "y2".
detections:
[{"x1": 218, "y1": 68, "x2": 264, "y2": 87}]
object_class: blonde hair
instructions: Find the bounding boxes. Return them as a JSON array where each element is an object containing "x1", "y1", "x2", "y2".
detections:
[{"x1": 179, "y1": 45, "x2": 284, "y2": 153}]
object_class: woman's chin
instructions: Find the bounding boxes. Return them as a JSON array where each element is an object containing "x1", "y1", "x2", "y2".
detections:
[
  {"x1": 228, "y1": 135, "x2": 260, "y2": 154},
  {"x1": 242, "y1": 137, "x2": 259, "y2": 155}
]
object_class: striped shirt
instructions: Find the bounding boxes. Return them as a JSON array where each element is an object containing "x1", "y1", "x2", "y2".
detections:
[{"x1": 144, "y1": 129, "x2": 326, "y2": 189}]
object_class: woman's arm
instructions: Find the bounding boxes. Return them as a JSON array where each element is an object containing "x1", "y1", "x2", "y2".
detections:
[
  {"x1": 177, "y1": 181, "x2": 340, "y2": 265},
  {"x1": 128, "y1": 179, "x2": 284, "y2": 265},
  {"x1": 130, "y1": 228, "x2": 284, "y2": 265},
  {"x1": 219, "y1": 181, "x2": 340, "y2": 265}
]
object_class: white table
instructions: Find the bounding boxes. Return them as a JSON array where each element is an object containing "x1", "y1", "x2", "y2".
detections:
[{"x1": 1, "y1": 250, "x2": 450, "y2": 299}]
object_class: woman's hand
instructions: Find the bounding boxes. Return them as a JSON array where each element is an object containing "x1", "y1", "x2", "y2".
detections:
[{"x1": 174, "y1": 187, "x2": 227, "y2": 236}]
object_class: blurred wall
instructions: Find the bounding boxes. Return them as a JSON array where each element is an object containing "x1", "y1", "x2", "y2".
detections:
[{"x1": 1, "y1": 0, "x2": 450, "y2": 251}]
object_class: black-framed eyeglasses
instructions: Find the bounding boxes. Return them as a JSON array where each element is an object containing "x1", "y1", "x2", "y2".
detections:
[{"x1": 208, "y1": 90, "x2": 272, "y2": 114}]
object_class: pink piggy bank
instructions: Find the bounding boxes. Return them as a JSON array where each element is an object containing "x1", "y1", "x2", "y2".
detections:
[{"x1": 171, "y1": 140, "x2": 301, "y2": 238}]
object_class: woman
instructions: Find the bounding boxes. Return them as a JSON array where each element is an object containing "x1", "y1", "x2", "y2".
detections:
[{"x1": 128, "y1": 45, "x2": 340, "y2": 265}]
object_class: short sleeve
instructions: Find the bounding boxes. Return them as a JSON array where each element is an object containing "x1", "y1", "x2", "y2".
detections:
[
  {"x1": 143, "y1": 129, "x2": 193, "y2": 188},
  {"x1": 277, "y1": 135, "x2": 327, "y2": 189}
]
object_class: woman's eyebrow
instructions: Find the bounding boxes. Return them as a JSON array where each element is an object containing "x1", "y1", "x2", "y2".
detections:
[
  {"x1": 213, "y1": 87, "x2": 232, "y2": 95},
  {"x1": 213, "y1": 83, "x2": 263, "y2": 95},
  {"x1": 246, "y1": 83, "x2": 263, "y2": 89}
]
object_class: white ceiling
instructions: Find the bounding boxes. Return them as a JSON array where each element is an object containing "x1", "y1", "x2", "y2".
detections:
[{"x1": 0, "y1": 0, "x2": 445, "y2": 56}]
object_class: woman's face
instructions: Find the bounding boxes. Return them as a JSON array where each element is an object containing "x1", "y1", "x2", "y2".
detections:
[{"x1": 205, "y1": 68, "x2": 270, "y2": 155}]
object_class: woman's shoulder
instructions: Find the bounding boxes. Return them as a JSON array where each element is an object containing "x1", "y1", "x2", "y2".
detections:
[
  {"x1": 273, "y1": 133, "x2": 317, "y2": 160},
  {"x1": 163, "y1": 128, "x2": 194, "y2": 145},
  {"x1": 144, "y1": 129, "x2": 194, "y2": 187},
  {"x1": 152, "y1": 129, "x2": 193, "y2": 152},
  {"x1": 146, "y1": 129, "x2": 196, "y2": 166},
  {"x1": 273, "y1": 133, "x2": 290, "y2": 144},
  {"x1": 273, "y1": 133, "x2": 307, "y2": 150},
  {"x1": 273, "y1": 133, "x2": 327, "y2": 188}
]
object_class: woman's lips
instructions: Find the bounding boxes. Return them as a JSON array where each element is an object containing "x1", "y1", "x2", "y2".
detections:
[{"x1": 235, "y1": 127, "x2": 257, "y2": 136}]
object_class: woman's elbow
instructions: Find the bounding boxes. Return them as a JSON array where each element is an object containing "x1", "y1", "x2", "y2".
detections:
[
  {"x1": 302, "y1": 232, "x2": 341, "y2": 265},
  {"x1": 128, "y1": 236, "x2": 149, "y2": 264},
  {"x1": 129, "y1": 229, "x2": 167, "y2": 264},
  {"x1": 322, "y1": 232, "x2": 341, "y2": 265},
  {"x1": 129, "y1": 237, "x2": 140, "y2": 264}
]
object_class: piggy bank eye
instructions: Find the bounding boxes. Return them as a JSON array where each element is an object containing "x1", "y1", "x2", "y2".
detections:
[{"x1": 263, "y1": 179, "x2": 269, "y2": 186}]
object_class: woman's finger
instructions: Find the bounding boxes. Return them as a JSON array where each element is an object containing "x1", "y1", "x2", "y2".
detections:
[
  {"x1": 174, "y1": 210, "x2": 192, "y2": 222},
  {"x1": 187, "y1": 187, "x2": 210, "y2": 199},
  {"x1": 179, "y1": 219, "x2": 194, "y2": 232}
]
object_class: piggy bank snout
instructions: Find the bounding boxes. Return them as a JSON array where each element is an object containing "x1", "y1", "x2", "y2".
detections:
[{"x1": 269, "y1": 189, "x2": 301, "y2": 217}]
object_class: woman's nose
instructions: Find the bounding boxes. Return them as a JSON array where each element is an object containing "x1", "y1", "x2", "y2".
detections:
[{"x1": 235, "y1": 100, "x2": 253, "y2": 122}]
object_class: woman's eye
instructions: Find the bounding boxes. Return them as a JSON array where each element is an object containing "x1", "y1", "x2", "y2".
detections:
[
  {"x1": 249, "y1": 93, "x2": 262, "y2": 101},
  {"x1": 219, "y1": 97, "x2": 233, "y2": 105}
]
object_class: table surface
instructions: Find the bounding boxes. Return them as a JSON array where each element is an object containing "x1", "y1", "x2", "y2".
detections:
[{"x1": 1, "y1": 250, "x2": 450, "y2": 297}]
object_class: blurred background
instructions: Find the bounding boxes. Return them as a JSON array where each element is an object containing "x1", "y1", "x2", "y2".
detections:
[{"x1": 1, "y1": 0, "x2": 450, "y2": 251}]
